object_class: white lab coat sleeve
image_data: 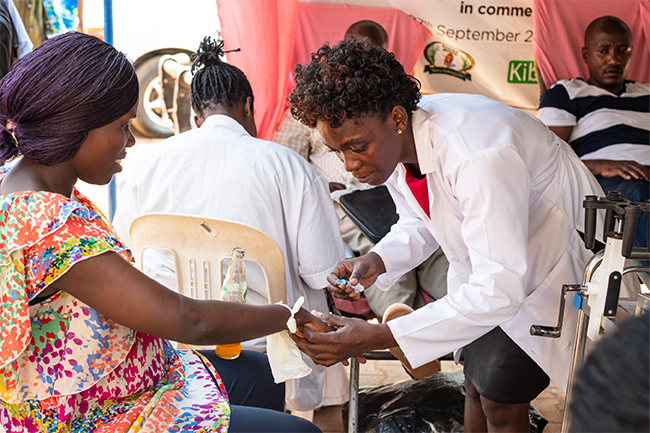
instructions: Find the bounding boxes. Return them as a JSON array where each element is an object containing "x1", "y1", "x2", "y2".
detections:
[
  {"x1": 387, "y1": 145, "x2": 531, "y2": 369},
  {"x1": 295, "y1": 173, "x2": 345, "y2": 290},
  {"x1": 113, "y1": 173, "x2": 142, "y2": 248},
  {"x1": 371, "y1": 179, "x2": 439, "y2": 290},
  {"x1": 111, "y1": 162, "x2": 190, "y2": 293}
]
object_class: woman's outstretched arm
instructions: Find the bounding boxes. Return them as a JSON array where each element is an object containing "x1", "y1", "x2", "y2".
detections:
[{"x1": 52, "y1": 251, "x2": 325, "y2": 345}]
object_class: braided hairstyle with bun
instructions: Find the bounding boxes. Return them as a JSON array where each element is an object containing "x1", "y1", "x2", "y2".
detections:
[{"x1": 190, "y1": 37, "x2": 253, "y2": 118}]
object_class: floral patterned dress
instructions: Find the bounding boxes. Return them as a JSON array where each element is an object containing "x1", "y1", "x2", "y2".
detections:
[{"x1": 0, "y1": 166, "x2": 231, "y2": 432}]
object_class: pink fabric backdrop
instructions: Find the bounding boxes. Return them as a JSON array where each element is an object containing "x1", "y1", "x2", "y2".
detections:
[
  {"x1": 217, "y1": 1, "x2": 431, "y2": 140},
  {"x1": 533, "y1": 0, "x2": 650, "y2": 89},
  {"x1": 293, "y1": 4, "x2": 432, "y2": 76},
  {"x1": 216, "y1": 0, "x2": 300, "y2": 141}
]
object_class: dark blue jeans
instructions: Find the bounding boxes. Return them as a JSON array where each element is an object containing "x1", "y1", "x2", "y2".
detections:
[
  {"x1": 199, "y1": 349, "x2": 322, "y2": 433},
  {"x1": 596, "y1": 175, "x2": 649, "y2": 248}
]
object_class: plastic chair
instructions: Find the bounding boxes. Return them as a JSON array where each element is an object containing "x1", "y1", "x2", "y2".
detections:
[{"x1": 128, "y1": 213, "x2": 287, "y2": 349}]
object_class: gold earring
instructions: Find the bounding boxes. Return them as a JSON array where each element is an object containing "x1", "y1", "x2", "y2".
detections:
[{"x1": 397, "y1": 128, "x2": 403, "y2": 135}]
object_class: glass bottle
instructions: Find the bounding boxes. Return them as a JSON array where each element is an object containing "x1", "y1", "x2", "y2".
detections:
[{"x1": 215, "y1": 247, "x2": 247, "y2": 360}]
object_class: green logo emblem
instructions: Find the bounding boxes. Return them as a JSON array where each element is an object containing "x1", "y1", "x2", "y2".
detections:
[{"x1": 507, "y1": 61, "x2": 537, "y2": 84}]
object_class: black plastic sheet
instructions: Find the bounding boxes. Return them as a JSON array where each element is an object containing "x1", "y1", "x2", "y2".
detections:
[{"x1": 343, "y1": 371, "x2": 548, "y2": 433}]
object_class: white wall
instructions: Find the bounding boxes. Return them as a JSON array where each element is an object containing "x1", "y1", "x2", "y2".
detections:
[{"x1": 112, "y1": 0, "x2": 221, "y2": 62}]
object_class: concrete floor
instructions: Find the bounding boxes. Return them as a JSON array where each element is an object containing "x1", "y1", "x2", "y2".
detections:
[{"x1": 312, "y1": 359, "x2": 565, "y2": 433}]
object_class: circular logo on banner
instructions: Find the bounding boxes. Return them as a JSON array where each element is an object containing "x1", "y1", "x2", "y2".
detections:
[{"x1": 424, "y1": 42, "x2": 475, "y2": 81}]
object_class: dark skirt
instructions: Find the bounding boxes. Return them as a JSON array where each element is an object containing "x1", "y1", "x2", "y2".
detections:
[{"x1": 463, "y1": 326, "x2": 550, "y2": 404}]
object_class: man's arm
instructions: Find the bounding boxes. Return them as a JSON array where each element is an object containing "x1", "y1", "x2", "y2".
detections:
[
  {"x1": 540, "y1": 84, "x2": 649, "y2": 180},
  {"x1": 538, "y1": 84, "x2": 577, "y2": 145},
  {"x1": 546, "y1": 118, "x2": 648, "y2": 180},
  {"x1": 549, "y1": 123, "x2": 649, "y2": 179},
  {"x1": 582, "y1": 159, "x2": 650, "y2": 180},
  {"x1": 547, "y1": 126, "x2": 573, "y2": 143}
]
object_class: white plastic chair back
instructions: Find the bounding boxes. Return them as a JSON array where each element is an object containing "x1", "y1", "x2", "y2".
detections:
[{"x1": 129, "y1": 213, "x2": 287, "y2": 306}]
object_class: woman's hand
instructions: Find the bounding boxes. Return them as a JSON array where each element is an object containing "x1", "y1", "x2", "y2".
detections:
[
  {"x1": 327, "y1": 252, "x2": 386, "y2": 301},
  {"x1": 294, "y1": 307, "x2": 335, "y2": 336},
  {"x1": 291, "y1": 314, "x2": 396, "y2": 366}
]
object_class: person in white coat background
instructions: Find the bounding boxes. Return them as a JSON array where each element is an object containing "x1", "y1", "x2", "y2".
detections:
[
  {"x1": 113, "y1": 37, "x2": 348, "y2": 413},
  {"x1": 288, "y1": 38, "x2": 605, "y2": 433}
]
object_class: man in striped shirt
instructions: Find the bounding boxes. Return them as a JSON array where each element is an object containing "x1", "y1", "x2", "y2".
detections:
[{"x1": 537, "y1": 15, "x2": 649, "y2": 248}]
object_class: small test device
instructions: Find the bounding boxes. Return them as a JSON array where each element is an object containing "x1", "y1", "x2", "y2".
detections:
[{"x1": 337, "y1": 279, "x2": 365, "y2": 293}]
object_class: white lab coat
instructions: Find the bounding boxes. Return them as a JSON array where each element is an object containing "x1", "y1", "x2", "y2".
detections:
[
  {"x1": 378, "y1": 94, "x2": 605, "y2": 392},
  {"x1": 113, "y1": 114, "x2": 348, "y2": 410}
]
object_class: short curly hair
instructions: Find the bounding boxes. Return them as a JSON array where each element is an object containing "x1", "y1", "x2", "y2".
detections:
[{"x1": 288, "y1": 38, "x2": 421, "y2": 129}]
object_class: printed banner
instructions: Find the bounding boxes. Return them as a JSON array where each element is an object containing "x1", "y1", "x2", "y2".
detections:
[{"x1": 387, "y1": 0, "x2": 539, "y2": 109}]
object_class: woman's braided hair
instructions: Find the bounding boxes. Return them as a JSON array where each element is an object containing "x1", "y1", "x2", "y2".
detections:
[
  {"x1": 190, "y1": 37, "x2": 253, "y2": 118},
  {"x1": 0, "y1": 32, "x2": 138, "y2": 166}
]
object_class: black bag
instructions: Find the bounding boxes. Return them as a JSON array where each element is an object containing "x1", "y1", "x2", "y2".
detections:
[
  {"x1": 339, "y1": 185, "x2": 400, "y2": 244},
  {"x1": 0, "y1": 0, "x2": 18, "y2": 79},
  {"x1": 343, "y1": 371, "x2": 549, "y2": 433}
]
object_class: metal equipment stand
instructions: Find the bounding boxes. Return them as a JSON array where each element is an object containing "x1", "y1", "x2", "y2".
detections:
[{"x1": 531, "y1": 192, "x2": 650, "y2": 433}]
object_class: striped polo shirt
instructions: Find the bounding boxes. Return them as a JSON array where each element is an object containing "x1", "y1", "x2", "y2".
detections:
[{"x1": 537, "y1": 78, "x2": 649, "y2": 165}]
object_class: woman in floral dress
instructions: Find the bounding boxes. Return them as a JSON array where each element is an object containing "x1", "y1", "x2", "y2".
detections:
[{"x1": 0, "y1": 32, "x2": 323, "y2": 433}]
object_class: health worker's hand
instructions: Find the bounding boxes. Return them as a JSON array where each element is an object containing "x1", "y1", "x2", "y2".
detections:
[
  {"x1": 291, "y1": 314, "x2": 396, "y2": 367},
  {"x1": 327, "y1": 252, "x2": 386, "y2": 301}
]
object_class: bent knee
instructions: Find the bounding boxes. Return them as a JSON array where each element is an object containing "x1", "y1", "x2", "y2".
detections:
[
  {"x1": 464, "y1": 377, "x2": 481, "y2": 401},
  {"x1": 481, "y1": 398, "x2": 529, "y2": 429}
]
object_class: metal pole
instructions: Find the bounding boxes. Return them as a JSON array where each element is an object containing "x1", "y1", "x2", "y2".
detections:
[
  {"x1": 103, "y1": 0, "x2": 113, "y2": 45},
  {"x1": 560, "y1": 302, "x2": 588, "y2": 433},
  {"x1": 348, "y1": 357, "x2": 359, "y2": 433},
  {"x1": 104, "y1": 0, "x2": 117, "y2": 221},
  {"x1": 560, "y1": 252, "x2": 605, "y2": 432}
]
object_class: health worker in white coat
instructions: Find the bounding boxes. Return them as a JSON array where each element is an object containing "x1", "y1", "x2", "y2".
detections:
[
  {"x1": 288, "y1": 38, "x2": 605, "y2": 433},
  {"x1": 113, "y1": 38, "x2": 348, "y2": 413}
]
